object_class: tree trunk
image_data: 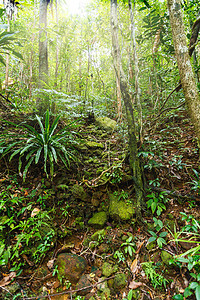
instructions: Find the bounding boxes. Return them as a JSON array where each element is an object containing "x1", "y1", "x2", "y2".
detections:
[
  {"x1": 37, "y1": 0, "x2": 49, "y2": 114},
  {"x1": 167, "y1": 0, "x2": 200, "y2": 145},
  {"x1": 128, "y1": 0, "x2": 143, "y2": 142},
  {"x1": 5, "y1": 16, "x2": 10, "y2": 88},
  {"x1": 110, "y1": 0, "x2": 145, "y2": 218}
]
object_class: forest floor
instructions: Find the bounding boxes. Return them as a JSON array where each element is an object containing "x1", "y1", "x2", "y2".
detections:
[{"x1": 0, "y1": 108, "x2": 200, "y2": 300}]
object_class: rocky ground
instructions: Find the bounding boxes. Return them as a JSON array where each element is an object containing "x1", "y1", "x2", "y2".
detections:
[{"x1": 0, "y1": 110, "x2": 200, "y2": 300}]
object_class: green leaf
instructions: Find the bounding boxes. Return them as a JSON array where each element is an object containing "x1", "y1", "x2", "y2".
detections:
[
  {"x1": 189, "y1": 281, "x2": 199, "y2": 290},
  {"x1": 149, "y1": 231, "x2": 157, "y2": 237},
  {"x1": 36, "y1": 115, "x2": 44, "y2": 134},
  {"x1": 172, "y1": 295, "x2": 183, "y2": 300},
  {"x1": 23, "y1": 157, "x2": 34, "y2": 181},
  {"x1": 195, "y1": 284, "x2": 200, "y2": 300},
  {"x1": 148, "y1": 236, "x2": 156, "y2": 243},
  {"x1": 35, "y1": 147, "x2": 42, "y2": 164},
  {"x1": 151, "y1": 202, "x2": 157, "y2": 214},
  {"x1": 159, "y1": 231, "x2": 168, "y2": 238}
]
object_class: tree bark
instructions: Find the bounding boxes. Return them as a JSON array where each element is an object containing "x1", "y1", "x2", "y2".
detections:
[
  {"x1": 167, "y1": 0, "x2": 200, "y2": 145},
  {"x1": 37, "y1": 0, "x2": 49, "y2": 114},
  {"x1": 128, "y1": 0, "x2": 143, "y2": 142},
  {"x1": 110, "y1": 0, "x2": 145, "y2": 218}
]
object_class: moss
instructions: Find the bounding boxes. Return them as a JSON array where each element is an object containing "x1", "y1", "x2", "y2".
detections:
[
  {"x1": 161, "y1": 251, "x2": 173, "y2": 267},
  {"x1": 85, "y1": 141, "x2": 104, "y2": 149},
  {"x1": 88, "y1": 212, "x2": 107, "y2": 229},
  {"x1": 109, "y1": 193, "x2": 135, "y2": 221},
  {"x1": 102, "y1": 262, "x2": 113, "y2": 277},
  {"x1": 95, "y1": 117, "x2": 117, "y2": 132},
  {"x1": 113, "y1": 273, "x2": 127, "y2": 290}
]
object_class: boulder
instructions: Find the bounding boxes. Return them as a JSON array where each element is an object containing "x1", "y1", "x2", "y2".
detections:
[
  {"x1": 95, "y1": 117, "x2": 117, "y2": 132},
  {"x1": 161, "y1": 251, "x2": 173, "y2": 267},
  {"x1": 109, "y1": 194, "x2": 135, "y2": 221},
  {"x1": 88, "y1": 212, "x2": 108, "y2": 229},
  {"x1": 113, "y1": 273, "x2": 127, "y2": 290},
  {"x1": 71, "y1": 184, "x2": 88, "y2": 201},
  {"x1": 56, "y1": 253, "x2": 87, "y2": 284}
]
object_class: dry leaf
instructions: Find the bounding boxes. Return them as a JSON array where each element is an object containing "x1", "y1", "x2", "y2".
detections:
[
  {"x1": 0, "y1": 272, "x2": 16, "y2": 287},
  {"x1": 130, "y1": 257, "x2": 138, "y2": 274},
  {"x1": 22, "y1": 254, "x2": 34, "y2": 266},
  {"x1": 47, "y1": 259, "x2": 55, "y2": 270},
  {"x1": 129, "y1": 280, "x2": 143, "y2": 289},
  {"x1": 135, "y1": 241, "x2": 145, "y2": 254},
  {"x1": 31, "y1": 208, "x2": 40, "y2": 217}
]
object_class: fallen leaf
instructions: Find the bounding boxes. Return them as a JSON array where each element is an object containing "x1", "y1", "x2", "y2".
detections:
[
  {"x1": 0, "y1": 272, "x2": 16, "y2": 287},
  {"x1": 135, "y1": 241, "x2": 145, "y2": 254},
  {"x1": 47, "y1": 259, "x2": 55, "y2": 270},
  {"x1": 31, "y1": 208, "x2": 40, "y2": 217},
  {"x1": 130, "y1": 257, "x2": 138, "y2": 274},
  {"x1": 129, "y1": 280, "x2": 143, "y2": 289},
  {"x1": 24, "y1": 190, "x2": 28, "y2": 196},
  {"x1": 22, "y1": 254, "x2": 34, "y2": 266}
]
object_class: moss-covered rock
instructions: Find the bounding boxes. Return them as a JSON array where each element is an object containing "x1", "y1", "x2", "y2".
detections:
[
  {"x1": 95, "y1": 117, "x2": 117, "y2": 132},
  {"x1": 102, "y1": 262, "x2": 113, "y2": 277},
  {"x1": 88, "y1": 212, "x2": 107, "y2": 229},
  {"x1": 56, "y1": 253, "x2": 87, "y2": 284},
  {"x1": 71, "y1": 184, "x2": 88, "y2": 201},
  {"x1": 101, "y1": 287, "x2": 111, "y2": 300},
  {"x1": 161, "y1": 251, "x2": 173, "y2": 267},
  {"x1": 113, "y1": 273, "x2": 127, "y2": 290},
  {"x1": 109, "y1": 194, "x2": 135, "y2": 221},
  {"x1": 146, "y1": 241, "x2": 156, "y2": 250}
]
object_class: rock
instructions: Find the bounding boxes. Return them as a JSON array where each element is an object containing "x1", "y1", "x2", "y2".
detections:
[
  {"x1": 109, "y1": 193, "x2": 135, "y2": 221},
  {"x1": 85, "y1": 141, "x2": 104, "y2": 149},
  {"x1": 113, "y1": 273, "x2": 127, "y2": 290},
  {"x1": 88, "y1": 212, "x2": 108, "y2": 229},
  {"x1": 99, "y1": 243, "x2": 110, "y2": 254},
  {"x1": 76, "y1": 274, "x2": 92, "y2": 296},
  {"x1": 161, "y1": 251, "x2": 173, "y2": 267},
  {"x1": 95, "y1": 117, "x2": 117, "y2": 132},
  {"x1": 56, "y1": 253, "x2": 87, "y2": 284},
  {"x1": 146, "y1": 241, "x2": 156, "y2": 250},
  {"x1": 71, "y1": 184, "x2": 88, "y2": 201},
  {"x1": 102, "y1": 262, "x2": 113, "y2": 277}
]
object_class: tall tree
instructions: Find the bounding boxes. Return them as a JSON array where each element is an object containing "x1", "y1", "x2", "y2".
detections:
[
  {"x1": 167, "y1": 0, "x2": 200, "y2": 145},
  {"x1": 110, "y1": 0, "x2": 145, "y2": 218},
  {"x1": 37, "y1": 0, "x2": 49, "y2": 113}
]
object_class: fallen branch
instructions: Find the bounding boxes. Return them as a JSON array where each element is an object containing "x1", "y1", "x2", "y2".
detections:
[
  {"x1": 22, "y1": 276, "x2": 116, "y2": 300},
  {"x1": 149, "y1": 186, "x2": 199, "y2": 202}
]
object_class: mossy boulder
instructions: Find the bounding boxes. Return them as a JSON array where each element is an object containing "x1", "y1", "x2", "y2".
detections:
[
  {"x1": 56, "y1": 253, "x2": 87, "y2": 284},
  {"x1": 71, "y1": 184, "x2": 88, "y2": 201},
  {"x1": 95, "y1": 117, "x2": 117, "y2": 132},
  {"x1": 161, "y1": 251, "x2": 173, "y2": 267},
  {"x1": 88, "y1": 212, "x2": 108, "y2": 229},
  {"x1": 113, "y1": 273, "x2": 127, "y2": 290},
  {"x1": 109, "y1": 194, "x2": 135, "y2": 221},
  {"x1": 102, "y1": 262, "x2": 113, "y2": 277}
]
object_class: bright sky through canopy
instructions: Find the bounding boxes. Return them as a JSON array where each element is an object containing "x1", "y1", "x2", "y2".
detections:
[{"x1": 66, "y1": 0, "x2": 92, "y2": 15}]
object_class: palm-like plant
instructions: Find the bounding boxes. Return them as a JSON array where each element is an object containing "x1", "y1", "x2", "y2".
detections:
[{"x1": 0, "y1": 110, "x2": 77, "y2": 181}]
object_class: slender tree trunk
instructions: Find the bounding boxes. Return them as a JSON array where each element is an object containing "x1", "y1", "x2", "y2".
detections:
[
  {"x1": 54, "y1": 0, "x2": 59, "y2": 88},
  {"x1": 110, "y1": 0, "x2": 145, "y2": 218},
  {"x1": 37, "y1": 0, "x2": 49, "y2": 114},
  {"x1": 5, "y1": 16, "x2": 10, "y2": 88},
  {"x1": 167, "y1": 0, "x2": 200, "y2": 145},
  {"x1": 128, "y1": 0, "x2": 143, "y2": 142}
]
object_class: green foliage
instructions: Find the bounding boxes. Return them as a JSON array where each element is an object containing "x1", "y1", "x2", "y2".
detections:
[
  {"x1": 171, "y1": 213, "x2": 200, "y2": 300},
  {"x1": 0, "y1": 110, "x2": 78, "y2": 181},
  {"x1": 146, "y1": 191, "x2": 168, "y2": 216},
  {"x1": 0, "y1": 30, "x2": 23, "y2": 65},
  {"x1": 121, "y1": 235, "x2": 136, "y2": 257},
  {"x1": 148, "y1": 230, "x2": 167, "y2": 248},
  {"x1": 0, "y1": 185, "x2": 56, "y2": 270},
  {"x1": 113, "y1": 189, "x2": 129, "y2": 201},
  {"x1": 123, "y1": 289, "x2": 133, "y2": 300},
  {"x1": 189, "y1": 169, "x2": 200, "y2": 195},
  {"x1": 141, "y1": 261, "x2": 168, "y2": 289},
  {"x1": 113, "y1": 250, "x2": 125, "y2": 263}
]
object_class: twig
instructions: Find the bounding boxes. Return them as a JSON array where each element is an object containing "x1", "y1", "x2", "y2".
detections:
[
  {"x1": 0, "y1": 286, "x2": 14, "y2": 296},
  {"x1": 22, "y1": 276, "x2": 116, "y2": 299},
  {"x1": 152, "y1": 102, "x2": 185, "y2": 125}
]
